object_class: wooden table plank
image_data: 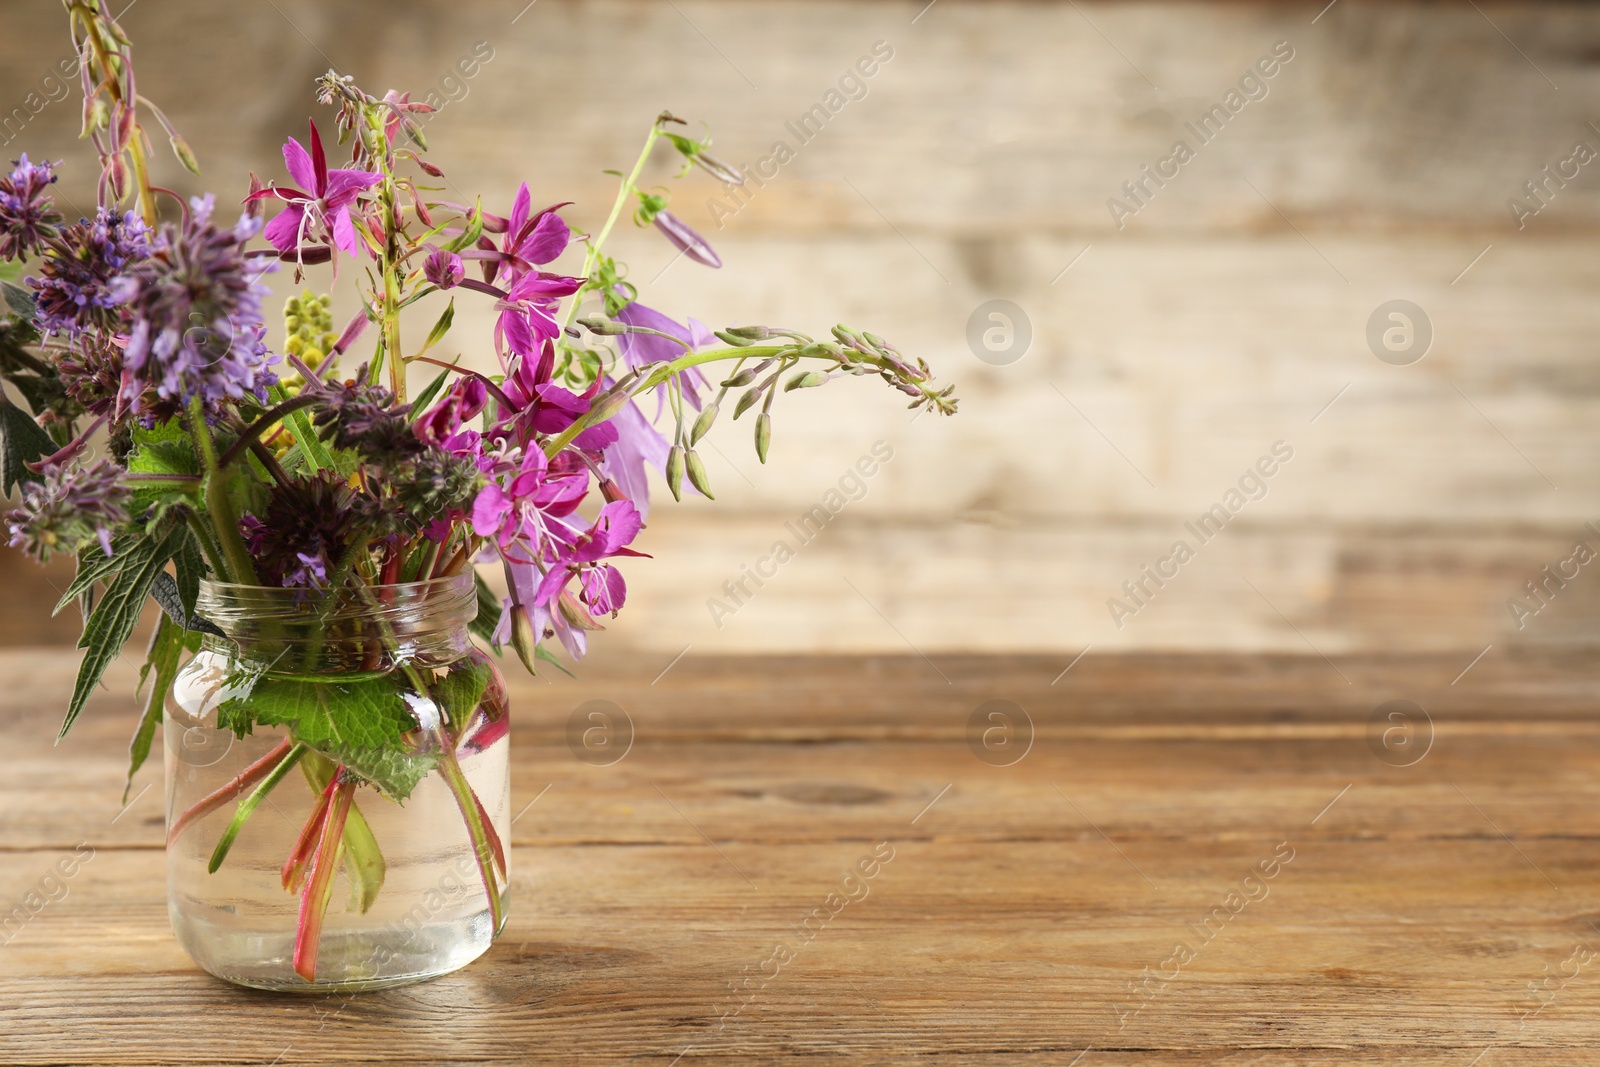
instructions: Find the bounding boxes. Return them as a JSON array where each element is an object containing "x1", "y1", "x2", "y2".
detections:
[{"x1": 3, "y1": 650, "x2": 1600, "y2": 1063}]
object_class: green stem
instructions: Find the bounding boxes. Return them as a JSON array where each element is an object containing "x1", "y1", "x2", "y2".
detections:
[
  {"x1": 560, "y1": 120, "x2": 664, "y2": 339},
  {"x1": 208, "y1": 742, "x2": 305, "y2": 873},
  {"x1": 543, "y1": 345, "x2": 787, "y2": 458},
  {"x1": 214, "y1": 395, "x2": 319, "y2": 470},
  {"x1": 347, "y1": 581, "x2": 506, "y2": 931},
  {"x1": 430, "y1": 719, "x2": 507, "y2": 932},
  {"x1": 188, "y1": 397, "x2": 258, "y2": 585}
]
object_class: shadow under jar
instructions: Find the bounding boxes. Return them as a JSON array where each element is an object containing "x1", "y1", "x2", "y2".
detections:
[{"x1": 164, "y1": 574, "x2": 510, "y2": 992}]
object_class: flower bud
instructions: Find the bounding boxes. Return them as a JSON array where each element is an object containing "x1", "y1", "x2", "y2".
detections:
[
  {"x1": 755, "y1": 411, "x2": 771, "y2": 463},
  {"x1": 685, "y1": 450, "x2": 714, "y2": 499},
  {"x1": 721, "y1": 367, "x2": 759, "y2": 388},
  {"x1": 732, "y1": 386, "x2": 763, "y2": 419},
  {"x1": 689, "y1": 401, "x2": 718, "y2": 445},
  {"x1": 693, "y1": 151, "x2": 746, "y2": 186},
  {"x1": 170, "y1": 135, "x2": 201, "y2": 176},
  {"x1": 795, "y1": 342, "x2": 841, "y2": 360},
  {"x1": 511, "y1": 604, "x2": 539, "y2": 676},
  {"x1": 666, "y1": 444, "x2": 685, "y2": 501},
  {"x1": 424, "y1": 247, "x2": 464, "y2": 290},
  {"x1": 585, "y1": 389, "x2": 632, "y2": 426},
  {"x1": 784, "y1": 370, "x2": 828, "y2": 391},
  {"x1": 559, "y1": 590, "x2": 606, "y2": 631},
  {"x1": 652, "y1": 210, "x2": 721, "y2": 268},
  {"x1": 578, "y1": 316, "x2": 628, "y2": 336}
]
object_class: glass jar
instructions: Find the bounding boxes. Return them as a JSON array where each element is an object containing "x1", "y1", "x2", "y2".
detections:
[{"x1": 164, "y1": 574, "x2": 510, "y2": 992}]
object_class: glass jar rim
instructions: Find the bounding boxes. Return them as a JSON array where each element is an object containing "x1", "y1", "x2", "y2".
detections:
[{"x1": 195, "y1": 572, "x2": 479, "y2": 632}]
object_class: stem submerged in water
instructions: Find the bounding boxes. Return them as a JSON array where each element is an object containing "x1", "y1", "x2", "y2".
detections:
[{"x1": 293, "y1": 775, "x2": 356, "y2": 982}]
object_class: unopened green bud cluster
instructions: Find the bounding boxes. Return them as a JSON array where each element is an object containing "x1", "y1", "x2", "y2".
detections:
[{"x1": 280, "y1": 289, "x2": 337, "y2": 390}]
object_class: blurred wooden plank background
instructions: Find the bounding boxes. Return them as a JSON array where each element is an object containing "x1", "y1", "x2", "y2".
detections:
[{"x1": 1, "y1": 1, "x2": 1597, "y2": 656}]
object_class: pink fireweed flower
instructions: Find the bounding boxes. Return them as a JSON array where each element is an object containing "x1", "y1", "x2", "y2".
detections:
[
  {"x1": 423, "y1": 247, "x2": 464, "y2": 289},
  {"x1": 378, "y1": 90, "x2": 435, "y2": 146},
  {"x1": 531, "y1": 499, "x2": 643, "y2": 609},
  {"x1": 482, "y1": 183, "x2": 572, "y2": 287},
  {"x1": 247, "y1": 121, "x2": 381, "y2": 260},
  {"x1": 493, "y1": 347, "x2": 617, "y2": 451},
  {"x1": 415, "y1": 376, "x2": 488, "y2": 446},
  {"x1": 494, "y1": 270, "x2": 583, "y2": 358},
  {"x1": 471, "y1": 446, "x2": 589, "y2": 549}
]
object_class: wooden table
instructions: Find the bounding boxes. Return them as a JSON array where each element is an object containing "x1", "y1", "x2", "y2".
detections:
[{"x1": 4, "y1": 648, "x2": 1600, "y2": 1064}]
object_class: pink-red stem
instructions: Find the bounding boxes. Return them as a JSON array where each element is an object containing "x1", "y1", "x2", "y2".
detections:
[
  {"x1": 167, "y1": 737, "x2": 294, "y2": 847},
  {"x1": 293, "y1": 777, "x2": 356, "y2": 983},
  {"x1": 281, "y1": 774, "x2": 339, "y2": 892},
  {"x1": 472, "y1": 787, "x2": 507, "y2": 882}
]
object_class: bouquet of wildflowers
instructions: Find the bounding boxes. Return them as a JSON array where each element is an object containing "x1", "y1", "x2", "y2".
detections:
[{"x1": 0, "y1": 1, "x2": 955, "y2": 980}]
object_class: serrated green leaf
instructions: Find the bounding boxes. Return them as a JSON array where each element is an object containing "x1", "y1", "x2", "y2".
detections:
[
  {"x1": 125, "y1": 615, "x2": 201, "y2": 802},
  {"x1": 55, "y1": 534, "x2": 141, "y2": 616},
  {"x1": 128, "y1": 438, "x2": 199, "y2": 478},
  {"x1": 62, "y1": 529, "x2": 179, "y2": 739},
  {"x1": 0, "y1": 397, "x2": 56, "y2": 494},
  {"x1": 421, "y1": 298, "x2": 454, "y2": 354},
  {"x1": 174, "y1": 532, "x2": 205, "y2": 617},
  {"x1": 218, "y1": 672, "x2": 437, "y2": 799}
]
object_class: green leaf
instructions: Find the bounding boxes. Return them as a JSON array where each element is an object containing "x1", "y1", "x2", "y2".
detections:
[
  {"x1": 125, "y1": 419, "x2": 202, "y2": 527},
  {"x1": 174, "y1": 532, "x2": 205, "y2": 618},
  {"x1": 125, "y1": 615, "x2": 201, "y2": 802},
  {"x1": 63, "y1": 529, "x2": 179, "y2": 739},
  {"x1": 150, "y1": 571, "x2": 224, "y2": 636},
  {"x1": 270, "y1": 384, "x2": 335, "y2": 473},
  {"x1": 535, "y1": 642, "x2": 575, "y2": 678},
  {"x1": 55, "y1": 534, "x2": 141, "y2": 616},
  {"x1": 126, "y1": 418, "x2": 195, "y2": 472},
  {"x1": 408, "y1": 365, "x2": 454, "y2": 420},
  {"x1": 0, "y1": 397, "x2": 56, "y2": 494},
  {"x1": 442, "y1": 198, "x2": 484, "y2": 253},
  {"x1": 218, "y1": 672, "x2": 437, "y2": 800},
  {"x1": 433, "y1": 658, "x2": 491, "y2": 728},
  {"x1": 1, "y1": 280, "x2": 34, "y2": 321},
  {"x1": 421, "y1": 298, "x2": 455, "y2": 354}
]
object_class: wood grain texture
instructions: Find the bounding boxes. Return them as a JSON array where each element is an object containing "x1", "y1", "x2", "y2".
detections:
[
  {"x1": 2, "y1": 2, "x2": 1597, "y2": 655},
  {"x1": 3, "y1": 649, "x2": 1600, "y2": 1063}
]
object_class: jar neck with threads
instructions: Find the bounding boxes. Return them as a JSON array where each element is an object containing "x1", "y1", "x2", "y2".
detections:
[{"x1": 195, "y1": 573, "x2": 477, "y2": 674}]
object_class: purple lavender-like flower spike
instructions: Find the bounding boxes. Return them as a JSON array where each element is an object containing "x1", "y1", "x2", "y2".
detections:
[
  {"x1": 27, "y1": 208, "x2": 151, "y2": 337},
  {"x1": 6, "y1": 459, "x2": 131, "y2": 562},
  {"x1": 0, "y1": 154, "x2": 63, "y2": 262},
  {"x1": 119, "y1": 195, "x2": 277, "y2": 416},
  {"x1": 652, "y1": 210, "x2": 721, "y2": 268}
]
